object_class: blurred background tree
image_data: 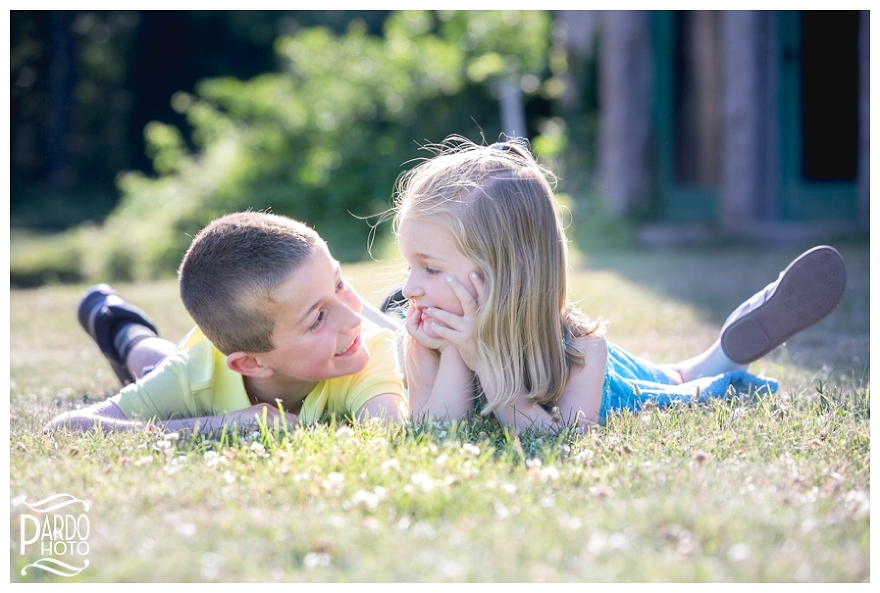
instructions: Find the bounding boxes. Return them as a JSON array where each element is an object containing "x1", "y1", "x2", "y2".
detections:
[{"x1": 11, "y1": 9, "x2": 595, "y2": 285}]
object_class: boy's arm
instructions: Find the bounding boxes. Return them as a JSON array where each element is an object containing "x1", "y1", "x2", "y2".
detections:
[
  {"x1": 43, "y1": 400, "x2": 147, "y2": 433},
  {"x1": 44, "y1": 400, "x2": 298, "y2": 435}
]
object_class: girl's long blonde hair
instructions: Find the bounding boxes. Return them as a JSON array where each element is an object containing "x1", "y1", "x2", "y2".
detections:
[{"x1": 392, "y1": 136, "x2": 601, "y2": 413}]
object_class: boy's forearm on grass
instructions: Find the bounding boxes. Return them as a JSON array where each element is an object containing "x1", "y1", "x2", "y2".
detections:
[{"x1": 44, "y1": 401, "x2": 297, "y2": 436}]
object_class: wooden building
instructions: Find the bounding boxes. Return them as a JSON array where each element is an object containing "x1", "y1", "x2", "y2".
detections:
[{"x1": 563, "y1": 10, "x2": 869, "y2": 245}]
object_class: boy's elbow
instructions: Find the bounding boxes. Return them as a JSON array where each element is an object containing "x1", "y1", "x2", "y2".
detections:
[
  {"x1": 43, "y1": 412, "x2": 101, "y2": 434},
  {"x1": 43, "y1": 402, "x2": 131, "y2": 434}
]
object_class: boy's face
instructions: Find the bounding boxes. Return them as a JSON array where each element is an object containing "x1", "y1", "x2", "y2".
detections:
[
  {"x1": 256, "y1": 246, "x2": 369, "y2": 383},
  {"x1": 397, "y1": 217, "x2": 480, "y2": 340}
]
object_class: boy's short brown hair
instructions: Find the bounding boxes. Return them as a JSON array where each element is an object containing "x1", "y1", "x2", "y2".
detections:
[{"x1": 178, "y1": 211, "x2": 323, "y2": 354}]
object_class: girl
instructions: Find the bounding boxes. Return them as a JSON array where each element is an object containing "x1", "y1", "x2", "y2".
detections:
[{"x1": 391, "y1": 136, "x2": 846, "y2": 431}]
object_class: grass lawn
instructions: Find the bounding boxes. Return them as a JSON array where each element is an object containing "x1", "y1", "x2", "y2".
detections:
[{"x1": 9, "y1": 243, "x2": 870, "y2": 582}]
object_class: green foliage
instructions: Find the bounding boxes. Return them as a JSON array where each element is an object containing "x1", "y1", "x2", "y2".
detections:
[
  {"x1": 83, "y1": 10, "x2": 555, "y2": 281},
  {"x1": 10, "y1": 231, "x2": 85, "y2": 288}
]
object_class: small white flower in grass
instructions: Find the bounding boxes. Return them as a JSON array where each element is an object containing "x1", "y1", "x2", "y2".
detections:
[
  {"x1": 494, "y1": 502, "x2": 510, "y2": 519},
  {"x1": 412, "y1": 522, "x2": 435, "y2": 538},
  {"x1": 327, "y1": 514, "x2": 346, "y2": 529},
  {"x1": 727, "y1": 543, "x2": 751, "y2": 562},
  {"x1": 175, "y1": 522, "x2": 196, "y2": 537},
  {"x1": 351, "y1": 490, "x2": 380, "y2": 511},
  {"x1": 587, "y1": 532, "x2": 607, "y2": 554},
  {"x1": 322, "y1": 472, "x2": 345, "y2": 491},
  {"x1": 303, "y1": 552, "x2": 331, "y2": 569},
  {"x1": 526, "y1": 457, "x2": 542, "y2": 468},
  {"x1": 410, "y1": 473, "x2": 434, "y2": 492},
  {"x1": 204, "y1": 451, "x2": 228, "y2": 468},
  {"x1": 558, "y1": 514, "x2": 582, "y2": 531},
  {"x1": 435, "y1": 453, "x2": 449, "y2": 466},
  {"x1": 794, "y1": 564, "x2": 812, "y2": 582},
  {"x1": 590, "y1": 485, "x2": 612, "y2": 498},
  {"x1": 460, "y1": 443, "x2": 480, "y2": 456},
  {"x1": 843, "y1": 490, "x2": 870, "y2": 519},
  {"x1": 249, "y1": 442, "x2": 269, "y2": 457},
  {"x1": 223, "y1": 471, "x2": 237, "y2": 484},
  {"x1": 134, "y1": 456, "x2": 154, "y2": 466},
  {"x1": 201, "y1": 552, "x2": 223, "y2": 580},
  {"x1": 163, "y1": 432, "x2": 181, "y2": 441},
  {"x1": 380, "y1": 459, "x2": 400, "y2": 471},
  {"x1": 363, "y1": 517, "x2": 381, "y2": 534},
  {"x1": 609, "y1": 532, "x2": 628, "y2": 550},
  {"x1": 539, "y1": 466, "x2": 560, "y2": 482}
]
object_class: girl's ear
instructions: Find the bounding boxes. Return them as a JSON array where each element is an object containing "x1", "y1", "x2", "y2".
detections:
[{"x1": 226, "y1": 351, "x2": 273, "y2": 378}]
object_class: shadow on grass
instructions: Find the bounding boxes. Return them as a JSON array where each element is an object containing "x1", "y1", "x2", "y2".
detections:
[{"x1": 574, "y1": 241, "x2": 870, "y2": 382}]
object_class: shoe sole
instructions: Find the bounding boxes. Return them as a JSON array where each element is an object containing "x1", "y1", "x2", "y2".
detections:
[{"x1": 720, "y1": 246, "x2": 847, "y2": 365}]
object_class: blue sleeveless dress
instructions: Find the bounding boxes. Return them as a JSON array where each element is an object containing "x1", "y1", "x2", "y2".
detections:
[{"x1": 598, "y1": 342, "x2": 778, "y2": 424}]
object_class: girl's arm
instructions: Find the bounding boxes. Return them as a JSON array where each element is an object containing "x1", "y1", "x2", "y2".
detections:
[
  {"x1": 425, "y1": 275, "x2": 553, "y2": 429},
  {"x1": 402, "y1": 299, "x2": 474, "y2": 421},
  {"x1": 554, "y1": 334, "x2": 608, "y2": 430},
  {"x1": 428, "y1": 275, "x2": 604, "y2": 432},
  {"x1": 44, "y1": 400, "x2": 299, "y2": 436},
  {"x1": 409, "y1": 344, "x2": 475, "y2": 421},
  {"x1": 355, "y1": 393, "x2": 405, "y2": 424}
]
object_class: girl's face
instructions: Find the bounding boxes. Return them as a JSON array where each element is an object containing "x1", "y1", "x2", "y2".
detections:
[{"x1": 397, "y1": 217, "x2": 481, "y2": 339}]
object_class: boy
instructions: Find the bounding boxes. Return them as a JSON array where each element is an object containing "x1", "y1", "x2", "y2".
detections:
[{"x1": 45, "y1": 212, "x2": 406, "y2": 434}]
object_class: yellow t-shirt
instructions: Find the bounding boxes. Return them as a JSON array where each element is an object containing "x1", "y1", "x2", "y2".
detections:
[{"x1": 111, "y1": 318, "x2": 404, "y2": 424}]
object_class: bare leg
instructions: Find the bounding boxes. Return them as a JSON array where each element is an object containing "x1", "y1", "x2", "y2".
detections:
[
  {"x1": 125, "y1": 337, "x2": 176, "y2": 380},
  {"x1": 661, "y1": 339, "x2": 747, "y2": 384},
  {"x1": 661, "y1": 246, "x2": 846, "y2": 384}
]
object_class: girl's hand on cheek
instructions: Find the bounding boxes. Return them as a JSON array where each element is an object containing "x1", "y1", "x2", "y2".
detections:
[
  {"x1": 426, "y1": 273, "x2": 484, "y2": 371},
  {"x1": 404, "y1": 302, "x2": 448, "y2": 351}
]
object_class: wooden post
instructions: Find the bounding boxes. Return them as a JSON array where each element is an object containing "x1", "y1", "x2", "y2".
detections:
[{"x1": 598, "y1": 11, "x2": 651, "y2": 216}]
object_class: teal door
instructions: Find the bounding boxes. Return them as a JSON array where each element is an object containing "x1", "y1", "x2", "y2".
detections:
[
  {"x1": 650, "y1": 10, "x2": 719, "y2": 222},
  {"x1": 777, "y1": 11, "x2": 859, "y2": 220}
]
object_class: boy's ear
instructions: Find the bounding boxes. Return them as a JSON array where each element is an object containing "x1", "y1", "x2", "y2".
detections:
[{"x1": 226, "y1": 351, "x2": 273, "y2": 378}]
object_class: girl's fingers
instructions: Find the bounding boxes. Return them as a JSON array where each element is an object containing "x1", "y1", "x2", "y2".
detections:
[
  {"x1": 445, "y1": 275, "x2": 479, "y2": 317},
  {"x1": 469, "y1": 271, "x2": 486, "y2": 304},
  {"x1": 430, "y1": 321, "x2": 462, "y2": 347},
  {"x1": 426, "y1": 306, "x2": 464, "y2": 330}
]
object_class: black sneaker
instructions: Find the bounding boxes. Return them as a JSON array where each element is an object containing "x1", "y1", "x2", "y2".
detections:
[{"x1": 77, "y1": 284, "x2": 159, "y2": 385}]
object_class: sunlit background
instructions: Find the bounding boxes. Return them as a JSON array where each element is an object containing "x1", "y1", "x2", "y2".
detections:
[{"x1": 10, "y1": 10, "x2": 870, "y2": 287}]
